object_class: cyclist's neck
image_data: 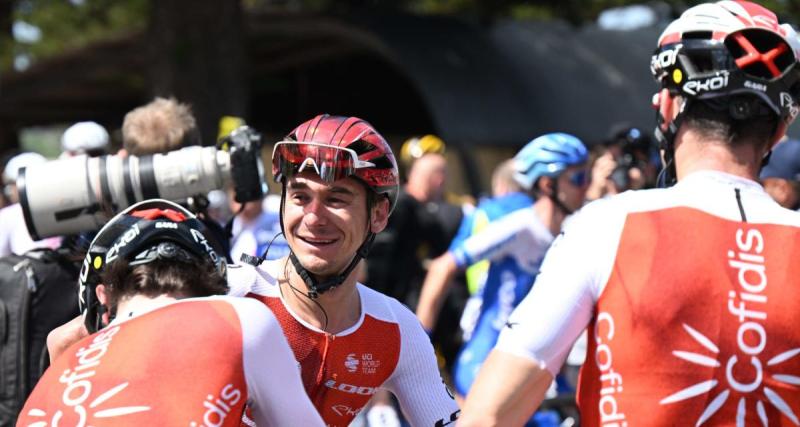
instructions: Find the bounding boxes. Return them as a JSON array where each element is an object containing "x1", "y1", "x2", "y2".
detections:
[
  {"x1": 282, "y1": 263, "x2": 362, "y2": 335},
  {"x1": 673, "y1": 128, "x2": 765, "y2": 182},
  {"x1": 113, "y1": 294, "x2": 177, "y2": 323},
  {"x1": 533, "y1": 197, "x2": 568, "y2": 237}
]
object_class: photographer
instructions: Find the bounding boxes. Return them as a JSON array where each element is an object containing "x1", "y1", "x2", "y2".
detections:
[
  {"x1": 586, "y1": 125, "x2": 658, "y2": 201},
  {"x1": 121, "y1": 97, "x2": 200, "y2": 156}
]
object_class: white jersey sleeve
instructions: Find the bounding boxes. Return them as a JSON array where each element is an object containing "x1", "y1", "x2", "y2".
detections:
[
  {"x1": 225, "y1": 262, "x2": 260, "y2": 297},
  {"x1": 380, "y1": 298, "x2": 460, "y2": 426},
  {"x1": 494, "y1": 198, "x2": 624, "y2": 376},
  {"x1": 228, "y1": 296, "x2": 325, "y2": 427},
  {"x1": 451, "y1": 207, "x2": 550, "y2": 270}
]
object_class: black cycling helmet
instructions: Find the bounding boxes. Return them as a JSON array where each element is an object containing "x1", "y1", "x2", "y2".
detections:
[{"x1": 78, "y1": 199, "x2": 226, "y2": 332}]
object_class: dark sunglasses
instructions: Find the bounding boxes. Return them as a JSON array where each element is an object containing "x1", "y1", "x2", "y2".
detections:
[{"x1": 565, "y1": 169, "x2": 589, "y2": 187}]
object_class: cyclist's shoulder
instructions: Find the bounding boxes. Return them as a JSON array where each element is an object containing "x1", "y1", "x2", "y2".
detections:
[
  {"x1": 357, "y1": 284, "x2": 424, "y2": 333},
  {"x1": 225, "y1": 259, "x2": 281, "y2": 297},
  {"x1": 480, "y1": 192, "x2": 532, "y2": 218}
]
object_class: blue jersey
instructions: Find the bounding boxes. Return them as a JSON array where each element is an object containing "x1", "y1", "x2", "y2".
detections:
[
  {"x1": 450, "y1": 192, "x2": 533, "y2": 295},
  {"x1": 449, "y1": 200, "x2": 553, "y2": 397},
  {"x1": 253, "y1": 211, "x2": 290, "y2": 260}
]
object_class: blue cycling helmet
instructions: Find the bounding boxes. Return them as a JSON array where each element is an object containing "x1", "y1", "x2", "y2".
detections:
[{"x1": 512, "y1": 133, "x2": 589, "y2": 191}]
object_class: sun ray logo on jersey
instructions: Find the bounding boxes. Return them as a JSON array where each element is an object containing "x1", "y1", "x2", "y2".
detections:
[
  {"x1": 660, "y1": 323, "x2": 800, "y2": 426},
  {"x1": 24, "y1": 382, "x2": 150, "y2": 427}
]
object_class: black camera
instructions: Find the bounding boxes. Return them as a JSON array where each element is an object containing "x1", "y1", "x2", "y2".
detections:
[
  {"x1": 18, "y1": 126, "x2": 266, "y2": 239},
  {"x1": 607, "y1": 127, "x2": 654, "y2": 191}
]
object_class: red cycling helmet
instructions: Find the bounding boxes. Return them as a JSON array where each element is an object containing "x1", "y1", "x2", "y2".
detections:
[
  {"x1": 270, "y1": 115, "x2": 399, "y2": 298},
  {"x1": 651, "y1": 0, "x2": 800, "y2": 185},
  {"x1": 272, "y1": 114, "x2": 399, "y2": 212}
]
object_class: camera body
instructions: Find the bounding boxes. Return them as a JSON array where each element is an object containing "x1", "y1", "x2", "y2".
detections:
[
  {"x1": 18, "y1": 126, "x2": 266, "y2": 240},
  {"x1": 607, "y1": 127, "x2": 654, "y2": 191}
]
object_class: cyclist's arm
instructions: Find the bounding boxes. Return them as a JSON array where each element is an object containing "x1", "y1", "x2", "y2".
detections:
[
  {"x1": 461, "y1": 199, "x2": 622, "y2": 423},
  {"x1": 415, "y1": 252, "x2": 458, "y2": 331},
  {"x1": 46, "y1": 315, "x2": 88, "y2": 363},
  {"x1": 384, "y1": 303, "x2": 460, "y2": 426},
  {"x1": 416, "y1": 210, "x2": 527, "y2": 331},
  {"x1": 235, "y1": 297, "x2": 324, "y2": 427},
  {"x1": 459, "y1": 350, "x2": 552, "y2": 427}
]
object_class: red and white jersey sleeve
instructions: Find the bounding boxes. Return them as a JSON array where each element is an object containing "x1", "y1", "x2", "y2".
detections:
[
  {"x1": 371, "y1": 288, "x2": 461, "y2": 427},
  {"x1": 228, "y1": 260, "x2": 459, "y2": 427},
  {"x1": 18, "y1": 296, "x2": 323, "y2": 427},
  {"x1": 231, "y1": 296, "x2": 324, "y2": 427},
  {"x1": 496, "y1": 171, "x2": 800, "y2": 426}
]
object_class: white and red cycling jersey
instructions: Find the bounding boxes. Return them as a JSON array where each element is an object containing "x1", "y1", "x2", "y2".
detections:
[
  {"x1": 18, "y1": 296, "x2": 323, "y2": 427},
  {"x1": 496, "y1": 171, "x2": 800, "y2": 426},
  {"x1": 227, "y1": 260, "x2": 460, "y2": 427}
]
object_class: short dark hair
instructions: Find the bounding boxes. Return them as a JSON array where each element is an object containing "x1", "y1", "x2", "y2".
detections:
[
  {"x1": 683, "y1": 97, "x2": 778, "y2": 151},
  {"x1": 101, "y1": 258, "x2": 227, "y2": 312}
]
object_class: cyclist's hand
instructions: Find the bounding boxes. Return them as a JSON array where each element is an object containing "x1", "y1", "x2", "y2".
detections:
[
  {"x1": 587, "y1": 152, "x2": 617, "y2": 200},
  {"x1": 47, "y1": 315, "x2": 89, "y2": 363}
]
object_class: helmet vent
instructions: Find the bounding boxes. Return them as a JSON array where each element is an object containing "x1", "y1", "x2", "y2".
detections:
[
  {"x1": 726, "y1": 29, "x2": 794, "y2": 79},
  {"x1": 347, "y1": 139, "x2": 376, "y2": 155},
  {"x1": 369, "y1": 156, "x2": 394, "y2": 169},
  {"x1": 683, "y1": 31, "x2": 713, "y2": 40}
]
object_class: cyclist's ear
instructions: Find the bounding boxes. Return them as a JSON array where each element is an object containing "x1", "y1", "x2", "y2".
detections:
[
  {"x1": 96, "y1": 284, "x2": 111, "y2": 326},
  {"x1": 536, "y1": 176, "x2": 555, "y2": 197},
  {"x1": 369, "y1": 197, "x2": 390, "y2": 234}
]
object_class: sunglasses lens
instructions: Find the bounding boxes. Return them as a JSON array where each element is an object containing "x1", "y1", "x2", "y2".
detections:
[
  {"x1": 569, "y1": 170, "x2": 588, "y2": 187},
  {"x1": 273, "y1": 143, "x2": 357, "y2": 183}
]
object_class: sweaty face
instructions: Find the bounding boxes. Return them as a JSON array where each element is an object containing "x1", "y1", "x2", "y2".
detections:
[{"x1": 283, "y1": 172, "x2": 388, "y2": 278}]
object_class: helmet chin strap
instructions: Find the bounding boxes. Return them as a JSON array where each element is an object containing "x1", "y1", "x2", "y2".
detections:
[
  {"x1": 654, "y1": 96, "x2": 686, "y2": 188},
  {"x1": 288, "y1": 233, "x2": 375, "y2": 299},
  {"x1": 278, "y1": 184, "x2": 377, "y2": 299},
  {"x1": 548, "y1": 180, "x2": 575, "y2": 216}
]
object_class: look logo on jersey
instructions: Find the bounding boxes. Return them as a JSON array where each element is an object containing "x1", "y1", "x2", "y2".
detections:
[
  {"x1": 579, "y1": 208, "x2": 800, "y2": 426},
  {"x1": 252, "y1": 294, "x2": 400, "y2": 426}
]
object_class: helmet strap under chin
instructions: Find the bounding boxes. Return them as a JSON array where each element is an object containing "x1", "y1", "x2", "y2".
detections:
[
  {"x1": 288, "y1": 232, "x2": 375, "y2": 298},
  {"x1": 278, "y1": 183, "x2": 377, "y2": 299},
  {"x1": 548, "y1": 180, "x2": 575, "y2": 216}
]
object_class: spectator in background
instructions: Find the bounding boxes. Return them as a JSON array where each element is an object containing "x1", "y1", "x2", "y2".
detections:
[
  {"x1": 0, "y1": 152, "x2": 58, "y2": 256},
  {"x1": 60, "y1": 121, "x2": 109, "y2": 158},
  {"x1": 228, "y1": 188, "x2": 289, "y2": 263},
  {"x1": 760, "y1": 138, "x2": 800, "y2": 210},
  {"x1": 122, "y1": 97, "x2": 200, "y2": 156},
  {"x1": 586, "y1": 125, "x2": 658, "y2": 201},
  {"x1": 491, "y1": 158, "x2": 523, "y2": 198},
  {"x1": 366, "y1": 135, "x2": 457, "y2": 307}
]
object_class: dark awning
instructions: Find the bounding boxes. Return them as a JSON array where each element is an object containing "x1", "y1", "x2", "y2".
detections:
[{"x1": 5, "y1": 11, "x2": 789, "y2": 150}]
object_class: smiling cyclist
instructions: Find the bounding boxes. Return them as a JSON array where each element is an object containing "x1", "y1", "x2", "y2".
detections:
[{"x1": 227, "y1": 114, "x2": 460, "y2": 427}]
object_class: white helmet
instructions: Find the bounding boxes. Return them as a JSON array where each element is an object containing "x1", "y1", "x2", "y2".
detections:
[
  {"x1": 61, "y1": 121, "x2": 109, "y2": 154},
  {"x1": 3, "y1": 152, "x2": 46, "y2": 185}
]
